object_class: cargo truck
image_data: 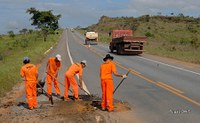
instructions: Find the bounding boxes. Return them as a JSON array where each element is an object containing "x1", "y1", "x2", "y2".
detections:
[
  {"x1": 109, "y1": 30, "x2": 147, "y2": 55},
  {"x1": 85, "y1": 32, "x2": 98, "y2": 45}
]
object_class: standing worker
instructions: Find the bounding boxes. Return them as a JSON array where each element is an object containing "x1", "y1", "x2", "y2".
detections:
[
  {"x1": 20, "y1": 57, "x2": 38, "y2": 110},
  {"x1": 64, "y1": 60, "x2": 87, "y2": 101},
  {"x1": 46, "y1": 54, "x2": 62, "y2": 96},
  {"x1": 100, "y1": 54, "x2": 127, "y2": 112}
]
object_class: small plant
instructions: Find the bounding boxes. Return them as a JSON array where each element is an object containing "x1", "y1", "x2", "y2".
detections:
[
  {"x1": 20, "y1": 39, "x2": 29, "y2": 48},
  {"x1": 0, "y1": 54, "x2": 3, "y2": 61},
  {"x1": 190, "y1": 37, "x2": 200, "y2": 49},
  {"x1": 145, "y1": 32, "x2": 154, "y2": 37},
  {"x1": 8, "y1": 31, "x2": 15, "y2": 39}
]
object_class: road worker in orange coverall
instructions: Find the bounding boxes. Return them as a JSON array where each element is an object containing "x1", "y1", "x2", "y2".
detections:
[
  {"x1": 100, "y1": 54, "x2": 127, "y2": 112},
  {"x1": 46, "y1": 54, "x2": 61, "y2": 96},
  {"x1": 20, "y1": 57, "x2": 38, "y2": 110},
  {"x1": 64, "y1": 60, "x2": 87, "y2": 101}
]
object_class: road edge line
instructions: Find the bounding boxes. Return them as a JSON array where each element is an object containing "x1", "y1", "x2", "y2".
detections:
[{"x1": 65, "y1": 30, "x2": 90, "y2": 95}]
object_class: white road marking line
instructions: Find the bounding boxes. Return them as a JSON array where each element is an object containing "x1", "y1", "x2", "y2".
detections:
[
  {"x1": 44, "y1": 46, "x2": 53, "y2": 54},
  {"x1": 139, "y1": 56, "x2": 200, "y2": 76},
  {"x1": 65, "y1": 30, "x2": 90, "y2": 95},
  {"x1": 86, "y1": 37, "x2": 200, "y2": 76}
]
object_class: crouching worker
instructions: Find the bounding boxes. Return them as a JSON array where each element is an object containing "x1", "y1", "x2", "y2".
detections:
[
  {"x1": 20, "y1": 57, "x2": 38, "y2": 110},
  {"x1": 100, "y1": 54, "x2": 127, "y2": 112},
  {"x1": 64, "y1": 60, "x2": 87, "y2": 101}
]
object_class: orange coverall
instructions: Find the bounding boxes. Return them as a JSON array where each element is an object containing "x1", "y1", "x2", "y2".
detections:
[
  {"x1": 100, "y1": 61, "x2": 116, "y2": 111},
  {"x1": 64, "y1": 63, "x2": 83, "y2": 99},
  {"x1": 20, "y1": 63, "x2": 38, "y2": 109},
  {"x1": 46, "y1": 57, "x2": 61, "y2": 95}
]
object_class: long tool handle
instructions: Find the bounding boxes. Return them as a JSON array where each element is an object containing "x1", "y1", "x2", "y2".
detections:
[
  {"x1": 78, "y1": 84, "x2": 91, "y2": 96},
  {"x1": 37, "y1": 83, "x2": 54, "y2": 105},
  {"x1": 113, "y1": 70, "x2": 130, "y2": 94},
  {"x1": 46, "y1": 72, "x2": 73, "y2": 93}
]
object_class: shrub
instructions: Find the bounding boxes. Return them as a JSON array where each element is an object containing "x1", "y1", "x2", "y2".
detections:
[
  {"x1": 190, "y1": 37, "x2": 200, "y2": 49},
  {"x1": 145, "y1": 32, "x2": 154, "y2": 37}
]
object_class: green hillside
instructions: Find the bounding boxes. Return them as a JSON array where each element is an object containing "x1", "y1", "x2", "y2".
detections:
[{"x1": 80, "y1": 15, "x2": 200, "y2": 64}]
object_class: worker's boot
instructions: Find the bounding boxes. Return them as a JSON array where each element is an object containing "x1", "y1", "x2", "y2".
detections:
[
  {"x1": 74, "y1": 97, "x2": 82, "y2": 102},
  {"x1": 64, "y1": 98, "x2": 70, "y2": 101}
]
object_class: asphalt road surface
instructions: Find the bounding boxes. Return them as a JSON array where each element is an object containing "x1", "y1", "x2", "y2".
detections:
[
  {"x1": 15, "y1": 29, "x2": 200, "y2": 123},
  {"x1": 64, "y1": 29, "x2": 200, "y2": 123}
]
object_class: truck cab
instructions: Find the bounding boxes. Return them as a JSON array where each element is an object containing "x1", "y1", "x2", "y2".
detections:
[{"x1": 85, "y1": 32, "x2": 98, "y2": 45}]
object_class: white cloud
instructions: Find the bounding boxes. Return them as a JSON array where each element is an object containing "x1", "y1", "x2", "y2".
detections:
[
  {"x1": 7, "y1": 21, "x2": 19, "y2": 29},
  {"x1": 127, "y1": 0, "x2": 200, "y2": 16},
  {"x1": 0, "y1": 0, "x2": 200, "y2": 34}
]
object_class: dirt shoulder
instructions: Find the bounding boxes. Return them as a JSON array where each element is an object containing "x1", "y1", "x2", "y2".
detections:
[{"x1": 0, "y1": 83, "x2": 135, "y2": 123}]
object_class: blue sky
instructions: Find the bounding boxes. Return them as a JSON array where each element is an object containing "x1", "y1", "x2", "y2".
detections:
[{"x1": 0, "y1": 0, "x2": 200, "y2": 34}]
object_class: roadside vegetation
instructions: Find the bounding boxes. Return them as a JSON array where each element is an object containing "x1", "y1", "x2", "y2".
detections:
[
  {"x1": 78, "y1": 15, "x2": 200, "y2": 64},
  {"x1": 0, "y1": 8, "x2": 62, "y2": 97},
  {"x1": 0, "y1": 29, "x2": 62, "y2": 96}
]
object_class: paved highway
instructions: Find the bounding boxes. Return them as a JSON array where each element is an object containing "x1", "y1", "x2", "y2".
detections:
[{"x1": 30, "y1": 29, "x2": 200, "y2": 123}]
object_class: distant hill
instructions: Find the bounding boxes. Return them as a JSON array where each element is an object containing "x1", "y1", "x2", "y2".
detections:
[{"x1": 80, "y1": 15, "x2": 200, "y2": 64}]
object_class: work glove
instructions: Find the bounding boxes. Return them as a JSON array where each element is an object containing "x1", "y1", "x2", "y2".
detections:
[{"x1": 122, "y1": 74, "x2": 127, "y2": 79}]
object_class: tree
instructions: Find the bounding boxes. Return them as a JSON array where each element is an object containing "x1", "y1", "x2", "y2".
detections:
[
  {"x1": 178, "y1": 13, "x2": 184, "y2": 17},
  {"x1": 26, "y1": 7, "x2": 61, "y2": 41},
  {"x1": 28, "y1": 29, "x2": 33, "y2": 34},
  {"x1": 19, "y1": 28, "x2": 28, "y2": 34},
  {"x1": 8, "y1": 31, "x2": 15, "y2": 39}
]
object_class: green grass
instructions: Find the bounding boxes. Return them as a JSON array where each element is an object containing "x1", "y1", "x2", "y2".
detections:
[
  {"x1": 78, "y1": 15, "x2": 200, "y2": 64},
  {"x1": 0, "y1": 30, "x2": 63, "y2": 96}
]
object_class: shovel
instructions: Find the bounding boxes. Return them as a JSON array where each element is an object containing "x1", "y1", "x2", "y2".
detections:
[
  {"x1": 113, "y1": 70, "x2": 130, "y2": 94},
  {"x1": 37, "y1": 82, "x2": 54, "y2": 105},
  {"x1": 46, "y1": 72, "x2": 73, "y2": 93}
]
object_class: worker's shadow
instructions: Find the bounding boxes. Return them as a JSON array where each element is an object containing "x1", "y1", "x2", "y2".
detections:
[
  {"x1": 78, "y1": 95, "x2": 102, "y2": 110},
  {"x1": 17, "y1": 102, "x2": 29, "y2": 109},
  {"x1": 91, "y1": 100, "x2": 102, "y2": 110}
]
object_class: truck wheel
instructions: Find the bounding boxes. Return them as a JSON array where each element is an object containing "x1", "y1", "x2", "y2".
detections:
[
  {"x1": 110, "y1": 47, "x2": 114, "y2": 53},
  {"x1": 111, "y1": 49, "x2": 113, "y2": 53},
  {"x1": 85, "y1": 40, "x2": 87, "y2": 45},
  {"x1": 116, "y1": 45, "x2": 121, "y2": 55}
]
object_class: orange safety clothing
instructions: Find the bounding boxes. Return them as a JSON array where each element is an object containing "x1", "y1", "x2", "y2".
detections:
[
  {"x1": 47, "y1": 57, "x2": 61, "y2": 74},
  {"x1": 100, "y1": 61, "x2": 116, "y2": 111},
  {"x1": 101, "y1": 79, "x2": 114, "y2": 111},
  {"x1": 46, "y1": 74, "x2": 60, "y2": 95},
  {"x1": 20, "y1": 63, "x2": 38, "y2": 109},
  {"x1": 64, "y1": 63, "x2": 82, "y2": 99},
  {"x1": 100, "y1": 61, "x2": 116, "y2": 80},
  {"x1": 46, "y1": 57, "x2": 61, "y2": 95}
]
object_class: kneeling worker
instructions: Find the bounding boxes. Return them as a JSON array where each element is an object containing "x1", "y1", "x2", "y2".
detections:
[
  {"x1": 100, "y1": 54, "x2": 127, "y2": 112},
  {"x1": 20, "y1": 57, "x2": 38, "y2": 110},
  {"x1": 64, "y1": 60, "x2": 87, "y2": 101}
]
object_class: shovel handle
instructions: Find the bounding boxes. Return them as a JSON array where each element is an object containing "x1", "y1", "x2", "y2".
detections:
[
  {"x1": 46, "y1": 72, "x2": 73, "y2": 93},
  {"x1": 113, "y1": 70, "x2": 130, "y2": 94},
  {"x1": 37, "y1": 82, "x2": 54, "y2": 105}
]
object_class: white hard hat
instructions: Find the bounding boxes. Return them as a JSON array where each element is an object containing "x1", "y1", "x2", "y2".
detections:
[
  {"x1": 23, "y1": 56, "x2": 30, "y2": 62},
  {"x1": 81, "y1": 60, "x2": 87, "y2": 66},
  {"x1": 56, "y1": 54, "x2": 61, "y2": 61}
]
